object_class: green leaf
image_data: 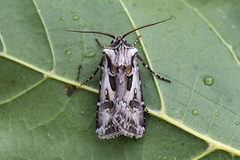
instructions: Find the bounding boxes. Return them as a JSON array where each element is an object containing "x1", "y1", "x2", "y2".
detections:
[{"x1": 0, "y1": 0, "x2": 240, "y2": 159}]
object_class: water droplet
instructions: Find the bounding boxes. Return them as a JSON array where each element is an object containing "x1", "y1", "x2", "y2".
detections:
[
  {"x1": 142, "y1": 146, "x2": 144, "y2": 149},
  {"x1": 171, "y1": 106, "x2": 175, "y2": 110},
  {"x1": 172, "y1": 138, "x2": 175, "y2": 141},
  {"x1": 176, "y1": 68, "x2": 180, "y2": 71},
  {"x1": 228, "y1": 98, "x2": 232, "y2": 101},
  {"x1": 83, "y1": 52, "x2": 96, "y2": 58},
  {"x1": 70, "y1": 8, "x2": 75, "y2": 14},
  {"x1": 69, "y1": 59, "x2": 73, "y2": 62},
  {"x1": 173, "y1": 157, "x2": 177, "y2": 160},
  {"x1": 170, "y1": 15, "x2": 175, "y2": 19},
  {"x1": 50, "y1": 104, "x2": 53, "y2": 107},
  {"x1": 192, "y1": 109, "x2": 199, "y2": 115},
  {"x1": 47, "y1": 60, "x2": 50, "y2": 63},
  {"x1": 204, "y1": 76, "x2": 214, "y2": 86},
  {"x1": 168, "y1": 31, "x2": 172, "y2": 35},
  {"x1": 191, "y1": 31, "x2": 196, "y2": 35},
  {"x1": 48, "y1": 134, "x2": 50, "y2": 137},
  {"x1": 143, "y1": 84, "x2": 147, "y2": 88},
  {"x1": 215, "y1": 112, "x2": 219, "y2": 116},
  {"x1": 163, "y1": 156, "x2": 167, "y2": 159},
  {"x1": 109, "y1": 0, "x2": 113, "y2": 3},
  {"x1": 80, "y1": 111, "x2": 84, "y2": 115},
  {"x1": 65, "y1": 50, "x2": 72, "y2": 55},
  {"x1": 163, "y1": 137, "x2": 166, "y2": 140},
  {"x1": 163, "y1": 36, "x2": 166, "y2": 39},
  {"x1": 60, "y1": 16, "x2": 64, "y2": 20},
  {"x1": 235, "y1": 121, "x2": 240, "y2": 125},
  {"x1": 72, "y1": 15, "x2": 79, "y2": 21}
]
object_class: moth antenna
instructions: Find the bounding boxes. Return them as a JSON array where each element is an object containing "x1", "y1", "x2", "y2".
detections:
[
  {"x1": 122, "y1": 18, "x2": 173, "y2": 38},
  {"x1": 65, "y1": 30, "x2": 115, "y2": 38}
]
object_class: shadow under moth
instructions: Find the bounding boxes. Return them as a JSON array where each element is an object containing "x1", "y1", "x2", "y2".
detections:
[{"x1": 66, "y1": 18, "x2": 172, "y2": 139}]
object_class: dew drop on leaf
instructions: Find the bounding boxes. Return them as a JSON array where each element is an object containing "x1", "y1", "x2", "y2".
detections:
[
  {"x1": 171, "y1": 106, "x2": 175, "y2": 110},
  {"x1": 80, "y1": 111, "x2": 84, "y2": 115},
  {"x1": 109, "y1": 0, "x2": 113, "y2": 3},
  {"x1": 176, "y1": 68, "x2": 180, "y2": 71},
  {"x1": 204, "y1": 76, "x2": 214, "y2": 86},
  {"x1": 72, "y1": 15, "x2": 79, "y2": 21},
  {"x1": 228, "y1": 98, "x2": 232, "y2": 101},
  {"x1": 69, "y1": 59, "x2": 73, "y2": 62},
  {"x1": 60, "y1": 16, "x2": 64, "y2": 20},
  {"x1": 170, "y1": 15, "x2": 175, "y2": 19},
  {"x1": 70, "y1": 8, "x2": 75, "y2": 14},
  {"x1": 192, "y1": 109, "x2": 199, "y2": 115},
  {"x1": 215, "y1": 112, "x2": 219, "y2": 116},
  {"x1": 235, "y1": 121, "x2": 240, "y2": 125},
  {"x1": 65, "y1": 50, "x2": 72, "y2": 55},
  {"x1": 191, "y1": 31, "x2": 196, "y2": 35},
  {"x1": 83, "y1": 52, "x2": 96, "y2": 58}
]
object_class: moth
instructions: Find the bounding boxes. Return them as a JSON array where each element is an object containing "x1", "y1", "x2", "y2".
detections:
[{"x1": 66, "y1": 18, "x2": 172, "y2": 139}]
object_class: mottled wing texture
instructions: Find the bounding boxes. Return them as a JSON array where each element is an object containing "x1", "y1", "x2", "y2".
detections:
[
  {"x1": 96, "y1": 53, "x2": 120, "y2": 139},
  {"x1": 96, "y1": 46, "x2": 145, "y2": 139}
]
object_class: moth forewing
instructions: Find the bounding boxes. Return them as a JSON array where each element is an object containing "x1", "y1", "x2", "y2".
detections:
[{"x1": 66, "y1": 18, "x2": 172, "y2": 139}]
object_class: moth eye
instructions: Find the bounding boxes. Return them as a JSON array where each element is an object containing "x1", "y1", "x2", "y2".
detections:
[{"x1": 105, "y1": 89, "x2": 108, "y2": 96}]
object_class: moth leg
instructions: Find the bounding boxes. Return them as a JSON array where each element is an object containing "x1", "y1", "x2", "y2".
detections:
[
  {"x1": 133, "y1": 35, "x2": 142, "y2": 46},
  {"x1": 66, "y1": 65, "x2": 82, "y2": 96},
  {"x1": 80, "y1": 57, "x2": 103, "y2": 85},
  {"x1": 76, "y1": 65, "x2": 82, "y2": 82},
  {"x1": 137, "y1": 55, "x2": 171, "y2": 82},
  {"x1": 143, "y1": 105, "x2": 152, "y2": 118},
  {"x1": 95, "y1": 38, "x2": 106, "y2": 48}
]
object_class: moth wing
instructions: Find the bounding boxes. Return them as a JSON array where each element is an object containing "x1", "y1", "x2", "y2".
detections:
[
  {"x1": 113, "y1": 53, "x2": 145, "y2": 139},
  {"x1": 96, "y1": 54, "x2": 122, "y2": 139}
]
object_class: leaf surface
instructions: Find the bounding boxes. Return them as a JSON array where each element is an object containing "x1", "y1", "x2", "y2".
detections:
[{"x1": 0, "y1": 0, "x2": 240, "y2": 159}]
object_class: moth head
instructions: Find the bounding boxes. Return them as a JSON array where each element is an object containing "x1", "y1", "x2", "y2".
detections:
[{"x1": 110, "y1": 35, "x2": 127, "y2": 45}]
